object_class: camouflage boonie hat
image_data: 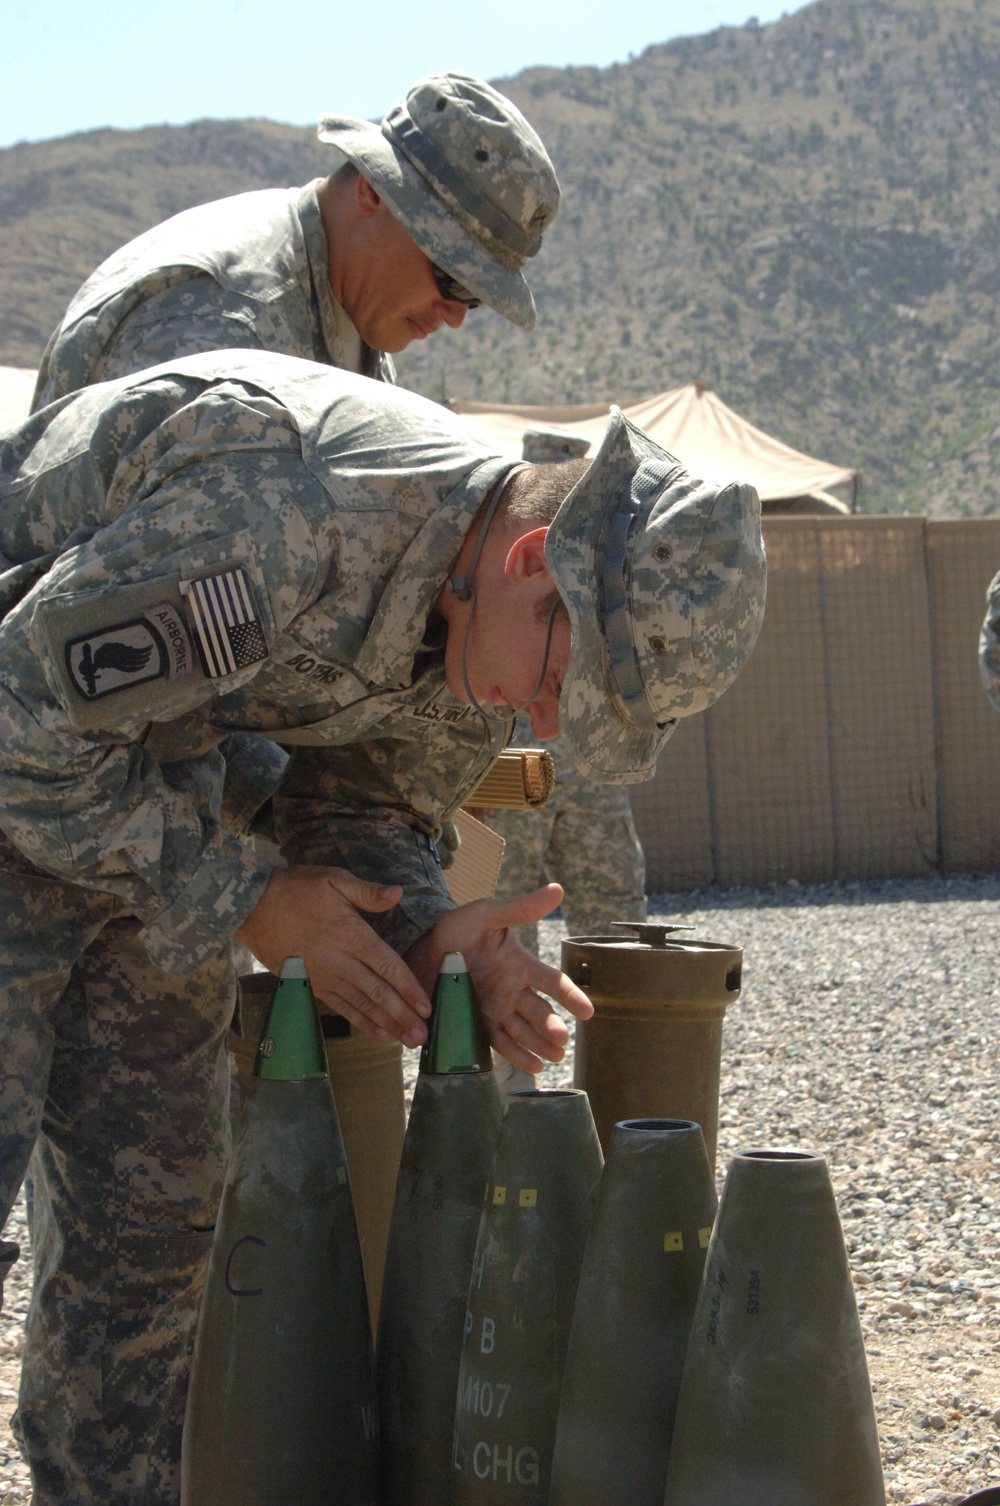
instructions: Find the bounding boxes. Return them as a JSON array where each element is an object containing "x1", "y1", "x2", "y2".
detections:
[
  {"x1": 522, "y1": 426, "x2": 591, "y2": 464},
  {"x1": 318, "y1": 72, "x2": 559, "y2": 330},
  {"x1": 545, "y1": 409, "x2": 767, "y2": 785}
]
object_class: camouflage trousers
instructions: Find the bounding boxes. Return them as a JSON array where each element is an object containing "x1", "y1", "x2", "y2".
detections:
[
  {"x1": 0, "y1": 830, "x2": 235, "y2": 1506},
  {"x1": 487, "y1": 770, "x2": 646, "y2": 956}
]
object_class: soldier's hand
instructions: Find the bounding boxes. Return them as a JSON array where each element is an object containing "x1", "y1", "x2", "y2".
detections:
[
  {"x1": 235, "y1": 865, "x2": 432, "y2": 1047},
  {"x1": 405, "y1": 885, "x2": 594, "y2": 1074}
]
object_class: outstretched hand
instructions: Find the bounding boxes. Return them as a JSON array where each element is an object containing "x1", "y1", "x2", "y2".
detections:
[
  {"x1": 235, "y1": 865, "x2": 432, "y2": 1046},
  {"x1": 405, "y1": 884, "x2": 594, "y2": 1074}
]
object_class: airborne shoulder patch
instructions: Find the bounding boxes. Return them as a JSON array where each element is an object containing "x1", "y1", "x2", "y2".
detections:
[{"x1": 65, "y1": 604, "x2": 192, "y2": 702}]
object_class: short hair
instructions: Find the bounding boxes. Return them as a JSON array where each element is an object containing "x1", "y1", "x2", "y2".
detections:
[{"x1": 499, "y1": 458, "x2": 590, "y2": 530}]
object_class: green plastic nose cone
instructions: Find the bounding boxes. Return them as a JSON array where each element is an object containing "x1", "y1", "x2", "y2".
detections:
[
  {"x1": 664, "y1": 1147, "x2": 886, "y2": 1506},
  {"x1": 419, "y1": 951, "x2": 493, "y2": 1075},
  {"x1": 253, "y1": 957, "x2": 328, "y2": 1081}
]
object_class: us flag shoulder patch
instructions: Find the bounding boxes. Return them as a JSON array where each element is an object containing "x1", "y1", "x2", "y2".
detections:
[{"x1": 180, "y1": 566, "x2": 268, "y2": 679}]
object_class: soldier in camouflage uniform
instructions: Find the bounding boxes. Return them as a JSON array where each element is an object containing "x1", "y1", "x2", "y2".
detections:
[
  {"x1": 0, "y1": 353, "x2": 766, "y2": 1503},
  {"x1": 489, "y1": 431, "x2": 646, "y2": 955},
  {"x1": 33, "y1": 70, "x2": 559, "y2": 410},
  {"x1": 981, "y1": 568, "x2": 1000, "y2": 713}
]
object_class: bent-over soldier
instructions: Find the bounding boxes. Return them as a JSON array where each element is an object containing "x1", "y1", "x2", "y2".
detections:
[{"x1": 0, "y1": 352, "x2": 765, "y2": 1504}]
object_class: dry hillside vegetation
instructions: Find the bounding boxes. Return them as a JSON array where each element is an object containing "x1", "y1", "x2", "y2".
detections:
[{"x1": 1, "y1": 0, "x2": 998, "y2": 515}]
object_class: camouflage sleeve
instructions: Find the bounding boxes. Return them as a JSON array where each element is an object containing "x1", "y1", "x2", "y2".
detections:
[
  {"x1": 273, "y1": 806, "x2": 454, "y2": 956},
  {"x1": 0, "y1": 455, "x2": 323, "y2": 975},
  {"x1": 980, "y1": 569, "x2": 1000, "y2": 714},
  {"x1": 271, "y1": 708, "x2": 508, "y2": 954},
  {"x1": 93, "y1": 279, "x2": 271, "y2": 385},
  {"x1": 32, "y1": 277, "x2": 273, "y2": 410}
]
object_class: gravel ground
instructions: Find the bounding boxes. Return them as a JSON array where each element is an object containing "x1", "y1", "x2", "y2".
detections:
[{"x1": 2, "y1": 871, "x2": 999, "y2": 1504}]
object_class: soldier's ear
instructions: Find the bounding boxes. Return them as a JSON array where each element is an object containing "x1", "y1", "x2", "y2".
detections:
[
  {"x1": 504, "y1": 528, "x2": 550, "y2": 585},
  {"x1": 355, "y1": 174, "x2": 382, "y2": 217}
]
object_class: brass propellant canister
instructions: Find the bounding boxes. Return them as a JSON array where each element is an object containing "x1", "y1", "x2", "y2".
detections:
[
  {"x1": 231, "y1": 972, "x2": 405, "y2": 1323},
  {"x1": 562, "y1": 923, "x2": 743, "y2": 1163}
]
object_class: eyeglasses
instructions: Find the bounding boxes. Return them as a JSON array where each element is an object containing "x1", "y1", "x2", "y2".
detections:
[{"x1": 431, "y1": 262, "x2": 482, "y2": 308}]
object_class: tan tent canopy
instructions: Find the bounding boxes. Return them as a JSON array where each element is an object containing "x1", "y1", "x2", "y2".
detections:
[
  {"x1": 454, "y1": 381, "x2": 857, "y2": 509},
  {"x1": 0, "y1": 367, "x2": 35, "y2": 433}
]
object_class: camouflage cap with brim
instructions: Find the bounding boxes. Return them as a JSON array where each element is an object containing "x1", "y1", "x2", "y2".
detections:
[
  {"x1": 318, "y1": 72, "x2": 560, "y2": 331},
  {"x1": 545, "y1": 409, "x2": 767, "y2": 786}
]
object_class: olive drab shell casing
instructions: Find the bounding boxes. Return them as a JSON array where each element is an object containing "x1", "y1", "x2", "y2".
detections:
[
  {"x1": 376, "y1": 951, "x2": 500, "y2": 1506},
  {"x1": 231, "y1": 970, "x2": 406, "y2": 1323},
  {"x1": 548, "y1": 1118, "x2": 718, "y2": 1506},
  {"x1": 663, "y1": 1148, "x2": 886, "y2": 1506},
  {"x1": 453, "y1": 1089, "x2": 604, "y2": 1505},
  {"x1": 562, "y1": 923, "x2": 743, "y2": 1164},
  {"x1": 182, "y1": 959, "x2": 378, "y2": 1506},
  {"x1": 377, "y1": 951, "x2": 503, "y2": 1505}
]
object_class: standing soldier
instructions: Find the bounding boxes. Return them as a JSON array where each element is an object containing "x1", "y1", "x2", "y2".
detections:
[{"x1": 34, "y1": 71, "x2": 559, "y2": 407}]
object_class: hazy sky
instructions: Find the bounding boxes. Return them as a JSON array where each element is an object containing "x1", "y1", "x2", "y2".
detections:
[{"x1": 3, "y1": 0, "x2": 809, "y2": 150}]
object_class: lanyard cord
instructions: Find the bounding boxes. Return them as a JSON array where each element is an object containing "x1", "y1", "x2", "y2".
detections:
[
  {"x1": 449, "y1": 467, "x2": 562, "y2": 726},
  {"x1": 460, "y1": 590, "x2": 562, "y2": 724}
]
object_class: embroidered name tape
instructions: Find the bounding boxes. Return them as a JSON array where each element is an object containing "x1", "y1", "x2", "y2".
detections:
[
  {"x1": 180, "y1": 567, "x2": 268, "y2": 679},
  {"x1": 65, "y1": 604, "x2": 192, "y2": 702}
]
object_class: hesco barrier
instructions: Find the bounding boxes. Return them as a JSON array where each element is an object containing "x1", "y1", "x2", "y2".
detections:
[{"x1": 630, "y1": 516, "x2": 1000, "y2": 890}]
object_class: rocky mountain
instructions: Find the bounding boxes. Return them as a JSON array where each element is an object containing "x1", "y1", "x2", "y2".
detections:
[{"x1": 1, "y1": 0, "x2": 997, "y2": 515}]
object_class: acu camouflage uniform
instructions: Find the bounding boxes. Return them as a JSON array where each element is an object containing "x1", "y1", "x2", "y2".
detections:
[
  {"x1": 0, "y1": 353, "x2": 516, "y2": 1505},
  {"x1": 30, "y1": 178, "x2": 398, "y2": 913},
  {"x1": 489, "y1": 717, "x2": 646, "y2": 957},
  {"x1": 981, "y1": 568, "x2": 1000, "y2": 713},
  {"x1": 32, "y1": 182, "x2": 394, "y2": 411}
]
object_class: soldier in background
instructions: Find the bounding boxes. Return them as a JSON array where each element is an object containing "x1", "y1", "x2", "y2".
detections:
[
  {"x1": 981, "y1": 568, "x2": 1000, "y2": 712},
  {"x1": 33, "y1": 70, "x2": 559, "y2": 408},
  {"x1": 487, "y1": 427, "x2": 647, "y2": 957},
  {"x1": 0, "y1": 359, "x2": 766, "y2": 1503}
]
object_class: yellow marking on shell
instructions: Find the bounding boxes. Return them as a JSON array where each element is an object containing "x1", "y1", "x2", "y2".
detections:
[
  {"x1": 698, "y1": 1226, "x2": 712, "y2": 1248},
  {"x1": 664, "y1": 1231, "x2": 684, "y2": 1252},
  {"x1": 519, "y1": 1188, "x2": 538, "y2": 1208},
  {"x1": 493, "y1": 1185, "x2": 507, "y2": 1205}
]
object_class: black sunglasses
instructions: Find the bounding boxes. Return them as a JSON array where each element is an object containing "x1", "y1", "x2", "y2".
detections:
[{"x1": 431, "y1": 263, "x2": 482, "y2": 308}]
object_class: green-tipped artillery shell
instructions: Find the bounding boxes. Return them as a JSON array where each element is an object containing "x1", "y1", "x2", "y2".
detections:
[
  {"x1": 377, "y1": 1065, "x2": 502, "y2": 1498},
  {"x1": 549, "y1": 1118, "x2": 718, "y2": 1506},
  {"x1": 453, "y1": 1089, "x2": 604, "y2": 1504},
  {"x1": 419, "y1": 951, "x2": 493, "y2": 1074},
  {"x1": 663, "y1": 1147, "x2": 885, "y2": 1506},
  {"x1": 378, "y1": 950, "x2": 501, "y2": 1503},
  {"x1": 182, "y1": 961, "x2": 377, "y2": 1505}
]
